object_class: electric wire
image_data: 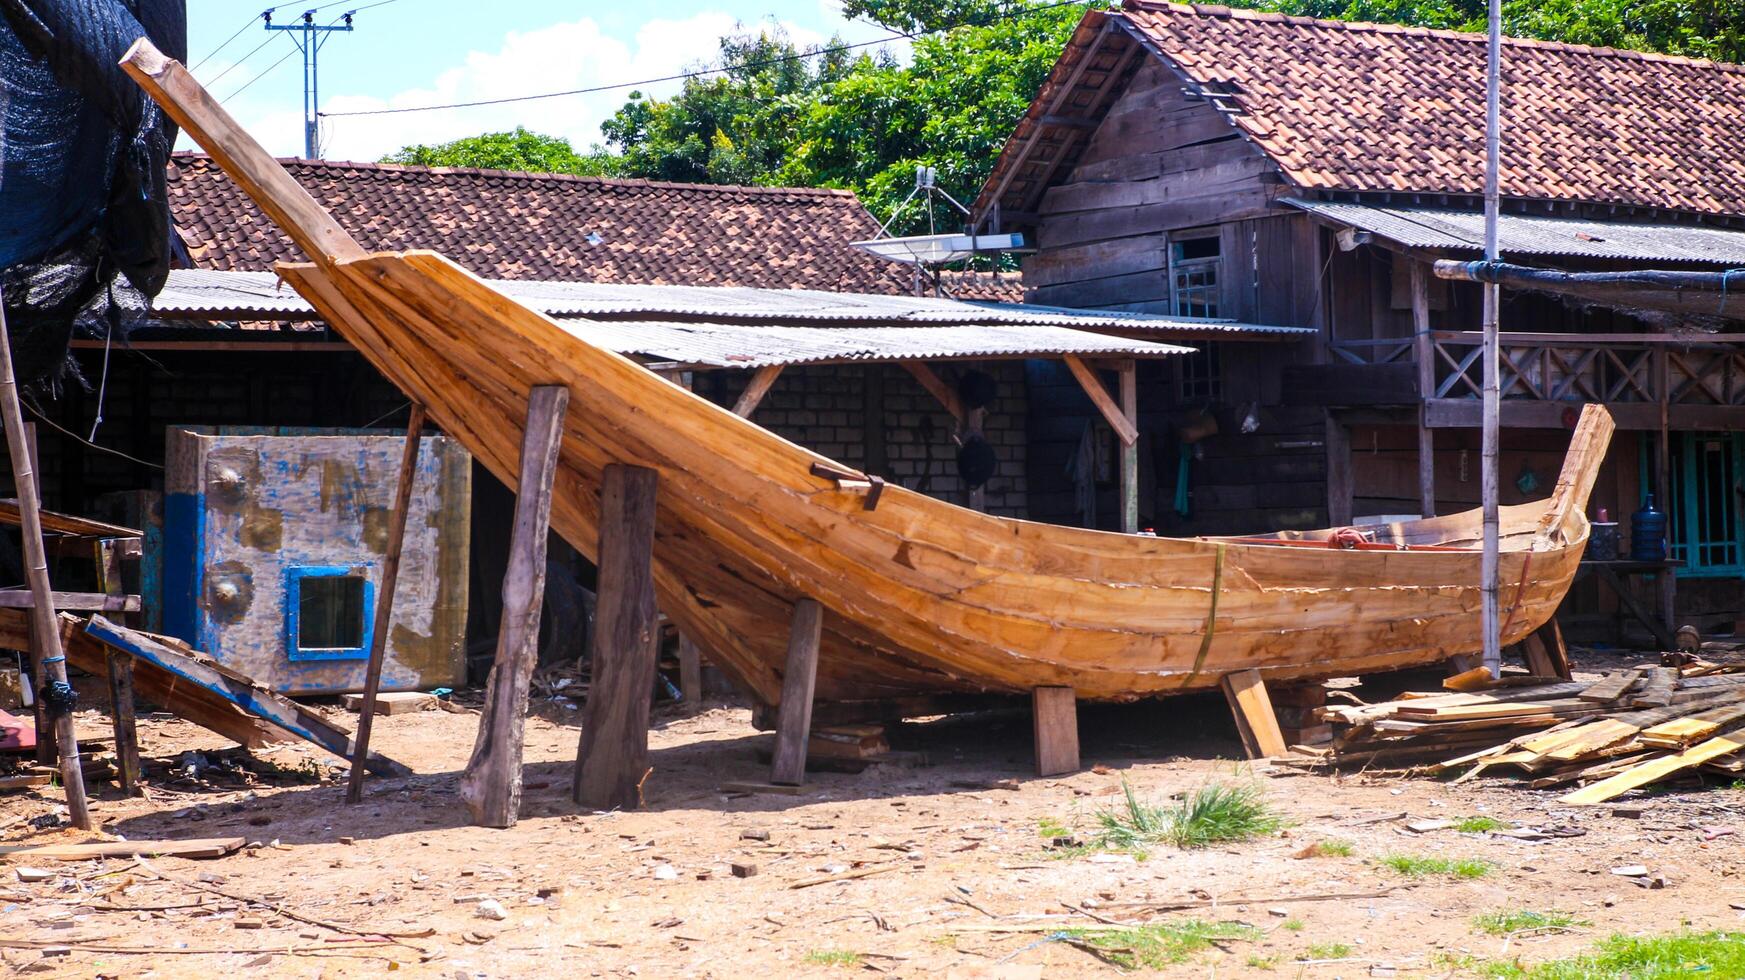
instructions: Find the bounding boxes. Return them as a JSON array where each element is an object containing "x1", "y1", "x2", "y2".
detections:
[
  {"x1": 20, "y1": 399, "x2": 164, "y2": 471},
  {"x1": 319, "y1": 0, "x2": 1090, "y2": 118},
  {"x1": 222, "y1": 36, "x2": 300, "y2": 102}
]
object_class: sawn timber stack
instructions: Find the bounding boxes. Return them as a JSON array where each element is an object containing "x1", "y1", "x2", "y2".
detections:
[{"x1": 123, "y1": 38, "x2": 1616, "y2": 706}]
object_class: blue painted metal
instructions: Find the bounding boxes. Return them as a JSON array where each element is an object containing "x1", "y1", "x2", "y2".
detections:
[
  {"x1": 161, "y1": 491, "x2": 204, "y2": 646},
  {"x1": 284, "y1": 564, "x2": 376, "y2": 662}
]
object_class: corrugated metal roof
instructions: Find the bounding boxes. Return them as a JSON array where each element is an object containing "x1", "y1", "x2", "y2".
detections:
[
  {"x1": 554, "y1": 322, "x2": 1196, "y2": 368},
  {"x1": 1287, "y1": 199, "x2": 1745, "y2": 264},
  {"x1": 151, "y1": 269, "x2": 1316, "y2": 338}
]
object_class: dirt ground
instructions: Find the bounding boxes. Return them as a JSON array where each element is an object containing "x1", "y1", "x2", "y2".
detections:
[{"x1": 4, "y1": 662, "x2": 1745, "y2": 979}]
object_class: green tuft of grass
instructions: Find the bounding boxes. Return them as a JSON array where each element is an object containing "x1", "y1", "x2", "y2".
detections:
[
  {"x1": 1473, "y1": 909, "x2": 1584, "y2": 937},
  {"x1": 1307, "y1": 838, "x2": 1355, "y2": 857},
  {"x1": 1064, "y1": 920, "x2": 1259, "y2": 970},
  {"x1": 1245, "y1": 953, "x2": 1280, "y2": 971},
  {"x1": 1282, "y1": 918, "x2": 1305, "y2": 932},
  {"x1": 1298, "y1": 942, "x2": 1354, "y2": 961},
  {"x1": 1381, "y1": 853, "x2": 1495, "y2": 879},
  {"x1": 1037, "y1": 816, "x2": 1070, "y2": 840},
  {"x1": 802, "y1": 950, "x2": 862, "y2": 967},
  {"x1": 1096, "y1": 780, "x2": 1284, "y2": 851},
  {"x1": 1481, "y1": 931, "x2": 1745, "y2": 979},
  {"x1": 1456, "y1": 815, "x2": 1506, "y2": 834}
]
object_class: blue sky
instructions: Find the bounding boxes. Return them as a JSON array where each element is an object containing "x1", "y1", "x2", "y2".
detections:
[{"x1": 183, "y1": 0, "x2": 907, "y2": 161}]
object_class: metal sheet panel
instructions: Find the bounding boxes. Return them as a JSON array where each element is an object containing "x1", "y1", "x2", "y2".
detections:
[{"x1": 1288, "y1": 199, "x2": 1745, "y2": 264}]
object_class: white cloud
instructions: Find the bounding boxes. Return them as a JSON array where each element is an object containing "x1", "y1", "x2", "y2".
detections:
[{"x1": 204, "y1": 11, "x2": 886, "y2": 163}]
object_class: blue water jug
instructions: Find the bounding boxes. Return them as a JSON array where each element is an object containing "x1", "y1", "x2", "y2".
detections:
[{"x1": 1631, "y1": 492, "x2": 1668, "y2": 561}]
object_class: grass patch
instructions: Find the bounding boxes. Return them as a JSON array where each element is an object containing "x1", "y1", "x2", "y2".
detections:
[
  {"x1": 1282, "y1": 918, "x2": 1305, "y2": 932},
  {"x1": 1301, "y1": 942, "x2": 1354, "y2": 961},
  {"x1": 1482, "y1": 931, "x2": 1745, "y2": 979},
  {"x1": 1302, "y1": 838, "x2": 1355, "y2": 857},
  {"x1": 1096, "y1": 780, "x2": 1284, "y2": 851},
  {"x1": 1381, "y1": 853, "x2": 1495, "y2": 879},
  {"x1": 1245, "y1": 953, "x2": 1280, "y2": 971},
  {"x1": 802, "y1": 950, "x2": 863, "y2": 967},
  {"x1": 1456, "y1": 815, "x2": 1506, "y2": 834},
  {"x1": 1037, "y1": 816, "x2": 1071, "y2": 840},
  {"x1": 1473, "y1": 910, "x2": 1584, "y2": 937},
  {"x1": 1064, "y1": 920, "x2": 1259, "y2": 970}
]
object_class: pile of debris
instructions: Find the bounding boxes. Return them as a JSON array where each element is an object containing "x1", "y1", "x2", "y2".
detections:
[{"x1": 1301, "y1": 661, "x2": 1745, "y2": 804}]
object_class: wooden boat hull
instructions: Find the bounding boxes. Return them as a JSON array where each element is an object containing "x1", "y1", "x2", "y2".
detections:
[{"x1": 123, "y1": 39, "x2": 1616, "y2": 706}]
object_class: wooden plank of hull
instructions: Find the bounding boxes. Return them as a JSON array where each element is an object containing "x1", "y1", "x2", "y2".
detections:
[{"x1": 123, "y1": 38, "x2": 1615, "y2": 705}]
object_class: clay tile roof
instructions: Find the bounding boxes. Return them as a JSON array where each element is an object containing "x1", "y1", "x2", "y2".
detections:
[
  {"x1": 979, "y1": 2, "x2": 1745, "y2": 220},
  {"x1": 937, "y1": 271, "x2": 1026, "y2": 303},
  {"x1": 167, "y1": 153, "x2": 909, "y2": 294}
]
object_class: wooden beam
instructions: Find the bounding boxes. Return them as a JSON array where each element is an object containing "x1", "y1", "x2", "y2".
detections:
[
  {"x1": 97, "y1": 539, "x2": 139, "y2": 797},
  {"x1": 1325, "y1": 416, "x2": 1353, "y2": 527},
  {"x1": 0, "y1": 293, "x2": 87, "y2": 829},
  {"x1": 83, "y1": 616, "x2": 409, "y2": 775},
  {"x1": 981, "y1": 22, "x2": 1114, "y2": 217},
  {"x1": 0, "y1": 592, "x2": 138, "y2": 611},
  {"x1": 678, "y1": 633, "x2": 703, "y2": 707},
  {"x1": 1032, "y1": 686, "x2": 1080, "y2": 776},
  {"x1": 1063, "y1": 356, "x2": 1138, "y2": 445},
  {"x1": 1221, "y1": 668, "x2": 1287, "y2": 759},
  {"x1": 346, "y1": 403, "x2": 426, "y2": 805},
  {"x1": 1118, "y1": 359, "x2": 1138, "y2": 533},
  {"x1": 733, "y1": 365, "x2": 784, "y2": 418},
  {"x1": 1410, "y1": 261, "x2": 1436, "y2": 518},
  {"x1": 120, "y1": 40, "x2": 367, "y2": 265},
  {"x1": 460, "y1": 387, "x2": 568, "y2": 827},
  {"x1": 900, "y1": 362, "x2": 965, "y2": 424},
  {"x1": 574, "y1": 464, "x2": 662, "y2": 809},
  {"x1": 769, "y1": 598, "x2": 824, "y2": 786}
]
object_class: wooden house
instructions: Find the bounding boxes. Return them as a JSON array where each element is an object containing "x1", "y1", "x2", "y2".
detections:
[{"x1": 973, "y1": 1, "x2": 1745, "y2": 638}]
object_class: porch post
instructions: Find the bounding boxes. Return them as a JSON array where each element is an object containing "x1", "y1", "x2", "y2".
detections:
[
  {"x1": 1325, "y1": 414, "x2": 1353, "y2": 527},
  {"x1": 1119, "y1": 360, "x2": 1139, "y2": 534},
  {"x1": 1411, "y1": 262, "x2": 1436, "y2": 518},
  {"x1": 1655, "y1": 347, "x2": 1676, "y2": 631}
]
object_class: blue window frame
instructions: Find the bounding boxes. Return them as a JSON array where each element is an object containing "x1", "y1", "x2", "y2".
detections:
[
  {"x1": 285, "y1": 565, "x2": 375, "y2": 661},
  {"x1": 1644, "y1": 433, "x2": 1745, "y2": 578}
]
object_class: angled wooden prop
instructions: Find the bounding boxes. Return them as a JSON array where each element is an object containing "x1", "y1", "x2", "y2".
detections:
[{"x1": 121, "y1": 39, "x2": 1621, "y2": 705}]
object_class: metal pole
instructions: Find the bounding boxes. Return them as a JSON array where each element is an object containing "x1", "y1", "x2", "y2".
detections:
[
  {"x1": 0, "y1": 288, "x2": 90, "y2": 828},
  {"x1": 1481, "y1": 0, "x2": 1503, "y2": 678},
  {"x1": 303, "y1": 17, "x2": 315, "y2": 158}
]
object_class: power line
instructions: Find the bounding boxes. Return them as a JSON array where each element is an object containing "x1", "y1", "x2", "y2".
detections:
[
  {"x1": 204, "y1": 30, "x2": 278, "y2": 87},
  {"x1": 194, "y1": 1, "x2": 398, "y2": 73},
  {"x1": 222, "y1": 36, "x2": 299, "y2": 102},
  {"x1": 319, "y1": 0, "x2": 1088, "y2": 118},
  {"x1": 191, "y1": 10, "x2": 267, "y2": 71}
]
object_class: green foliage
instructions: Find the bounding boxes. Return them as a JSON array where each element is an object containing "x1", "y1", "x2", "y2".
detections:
[
  {"x1": 1381, "y1": 853, "x2": 1496, "y2": 879},
  {"x1": 384, "y1": 127, "x2": 618, "y2": 177},
  {"x1": 1482, "y1": 931, "x2": 1745, "y2": 979},
  {"x1": 1455, "y1": 815, "x2": 1506, "y2": 834},
  {"x1": 802, "y1": 950, "x2": 864, "y2": 967},
  {"x1": 1282, "y1": 918, "x2": 1305, "y2": 932},
  {"x1": 1064, "y1": 919, "x2": 1260, "y2": 970},
  {"x1": 1036, "y1": 815, "x2": 1071, "y2": 839},
  {"x1": 1472, "y1": 909, "x2": 1584, "y2": 936},
  {"x1": 1246, "y1": 953, "x2": 1281, "y2": 970},
  {"x1": 1095, "y1": 780, "x2": 1285, "y2": 851},
  {"x1": 1300, "y1": 942, "x2": 1354, "y2": 960},
  {"x1": 1303, "y1": 838, "x2": 1355, "y2": 856}
]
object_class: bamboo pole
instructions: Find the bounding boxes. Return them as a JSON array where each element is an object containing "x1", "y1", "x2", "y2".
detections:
[
  {"x1": 0, "y1": 289, "x2": 89, "y2": 828},
  {"x1": 345, "y1": 402, "x2": 426, "y2": 804},
  {"x1": 1480, "y1": 0, "x2": 1503, "y2": 679}
]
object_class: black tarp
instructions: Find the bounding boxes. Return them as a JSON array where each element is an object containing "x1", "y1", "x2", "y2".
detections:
[{"x1": 0, "y1": 0, "x2": 185, "y2": 387}]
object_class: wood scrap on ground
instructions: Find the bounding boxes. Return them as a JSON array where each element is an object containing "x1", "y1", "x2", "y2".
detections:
[{"x1": 1308, "y1": 665, "x2": 1745, "y2": 805}]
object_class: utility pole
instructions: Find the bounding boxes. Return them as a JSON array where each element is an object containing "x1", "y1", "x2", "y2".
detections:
[
  {"x1": 1480, "y1": 0, "x2": 1502, "y2": 678},
  {"x1": 264, "y1": 7, "x2": 354, "y2": 159}
]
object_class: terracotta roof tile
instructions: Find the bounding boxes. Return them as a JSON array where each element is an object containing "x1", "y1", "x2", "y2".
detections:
[
  {"x1": 1117, "y1": 1, "x2": 1745, "y2": 215},
  {"x1": 168, "y1": 153, "x2": 909, "y2": 293}
]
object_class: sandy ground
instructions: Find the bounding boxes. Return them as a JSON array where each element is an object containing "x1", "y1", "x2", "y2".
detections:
[{"x1": 3, "y1": 672, "x2": 1745, "y2": 979}]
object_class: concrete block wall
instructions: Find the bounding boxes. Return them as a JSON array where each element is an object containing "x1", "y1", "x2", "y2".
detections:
[{"x1": 706, "y1": 362, "x2": 1029, "y2": 518}]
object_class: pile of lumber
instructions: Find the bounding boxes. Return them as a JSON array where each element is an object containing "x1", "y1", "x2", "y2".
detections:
[{"x1": 1303, "y1": 664, "x2": 1745, "y2": 804}]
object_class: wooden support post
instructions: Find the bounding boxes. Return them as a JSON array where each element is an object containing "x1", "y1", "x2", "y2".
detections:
[
  {"x1": 0, "y1": 291, "x2": 87, "y2": 828},
  {"x1": 1325, "y1": 415, "x2": 1353, "y2": 527},
  {"x1": 1118, "y1": 359, "x2": 1138, "y2": 534},
  {"x1": 460, "y1": 387, "x2": 568, "y2": 827},
  {"x1": 733, "y1": 365, "x2": 783, "y2": 418},
  {"x1": 1032, "y1": 686, "x2": 1079, "y2": 776},
  {"x1": 97, "y1": 538, "x2": 139, "y2": 796},
  {"x1": 1654, "y1": 348, "x2": 1676, "y2": 633},
  {"x1": 677, "y1": 634, "x2": 703, "y2": 707},
  {"x1": 574, "y1": 463, "x2": 661, "y2": 809},
  {"x1": 900, "y1": 362, "x2": 964, "y2": 424},
  {"x1": 769, "y1": 598, "x2": 824, "y2": 786},
  {"x1": 1410, "y1": 261, "x2": 1436, "y2": 518},
  {"x1": 1221, "y1": 668, "x2": 1287, "y2": 759},
  {"x1": 1063, "y1": 356, "x2": 1138, "y2": 445},
  {"x1": 1533, "y1": 618, "x2": 1571, "y2": 679},
  {"x1": 17, "y1": 421, "x2": 55, "y2": 767},
  {"x1": 346, "y1": 403, "x2": 427, "y2": 805}
]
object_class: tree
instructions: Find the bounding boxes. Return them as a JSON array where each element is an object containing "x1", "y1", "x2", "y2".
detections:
[{"x1": 384, "y1": 127, "x2": 619, "y2": 177}]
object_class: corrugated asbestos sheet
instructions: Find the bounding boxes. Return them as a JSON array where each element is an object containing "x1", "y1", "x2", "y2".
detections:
[
  {"x1": 151, "y1": 269, "x2": 1316, "y2": 337},
  {"x1": 1288, "y1": 200, "x2": 1745, "y2": 265}
]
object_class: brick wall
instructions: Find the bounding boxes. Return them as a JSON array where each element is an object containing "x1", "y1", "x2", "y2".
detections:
[{"x1": 702, "y1": 362, "x2": 1029, "y2": 517}]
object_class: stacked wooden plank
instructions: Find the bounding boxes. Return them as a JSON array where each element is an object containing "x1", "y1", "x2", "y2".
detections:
[{"x1": 1302, "y1": 665, "x2": 1745, "y2": 804}]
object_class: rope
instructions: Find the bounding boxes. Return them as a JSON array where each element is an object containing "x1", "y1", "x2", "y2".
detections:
[
  {"x1": 1496, "y1": 550, "x2": 1535, "y2": 643},
  {"x1": 1185, "y1": 543, "x2": 1226, "y2": 681}
]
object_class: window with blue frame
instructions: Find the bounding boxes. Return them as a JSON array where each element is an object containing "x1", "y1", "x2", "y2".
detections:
[
  {"x1": 1651, "y1": 433, "x2": 1745, "y2": 578},
  {"x1": 286, "y1": 566, "x2": 375, "y2": 660}
]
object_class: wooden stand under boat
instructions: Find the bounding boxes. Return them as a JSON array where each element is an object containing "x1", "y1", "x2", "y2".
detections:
[{"x1": 122, "y1": 40, "x2": 1617, "y2": 710}]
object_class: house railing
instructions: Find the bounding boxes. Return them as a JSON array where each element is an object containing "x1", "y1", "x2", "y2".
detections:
[{"x1": 1329, "y1": 332, "x2": 1745, "y2": 407}]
